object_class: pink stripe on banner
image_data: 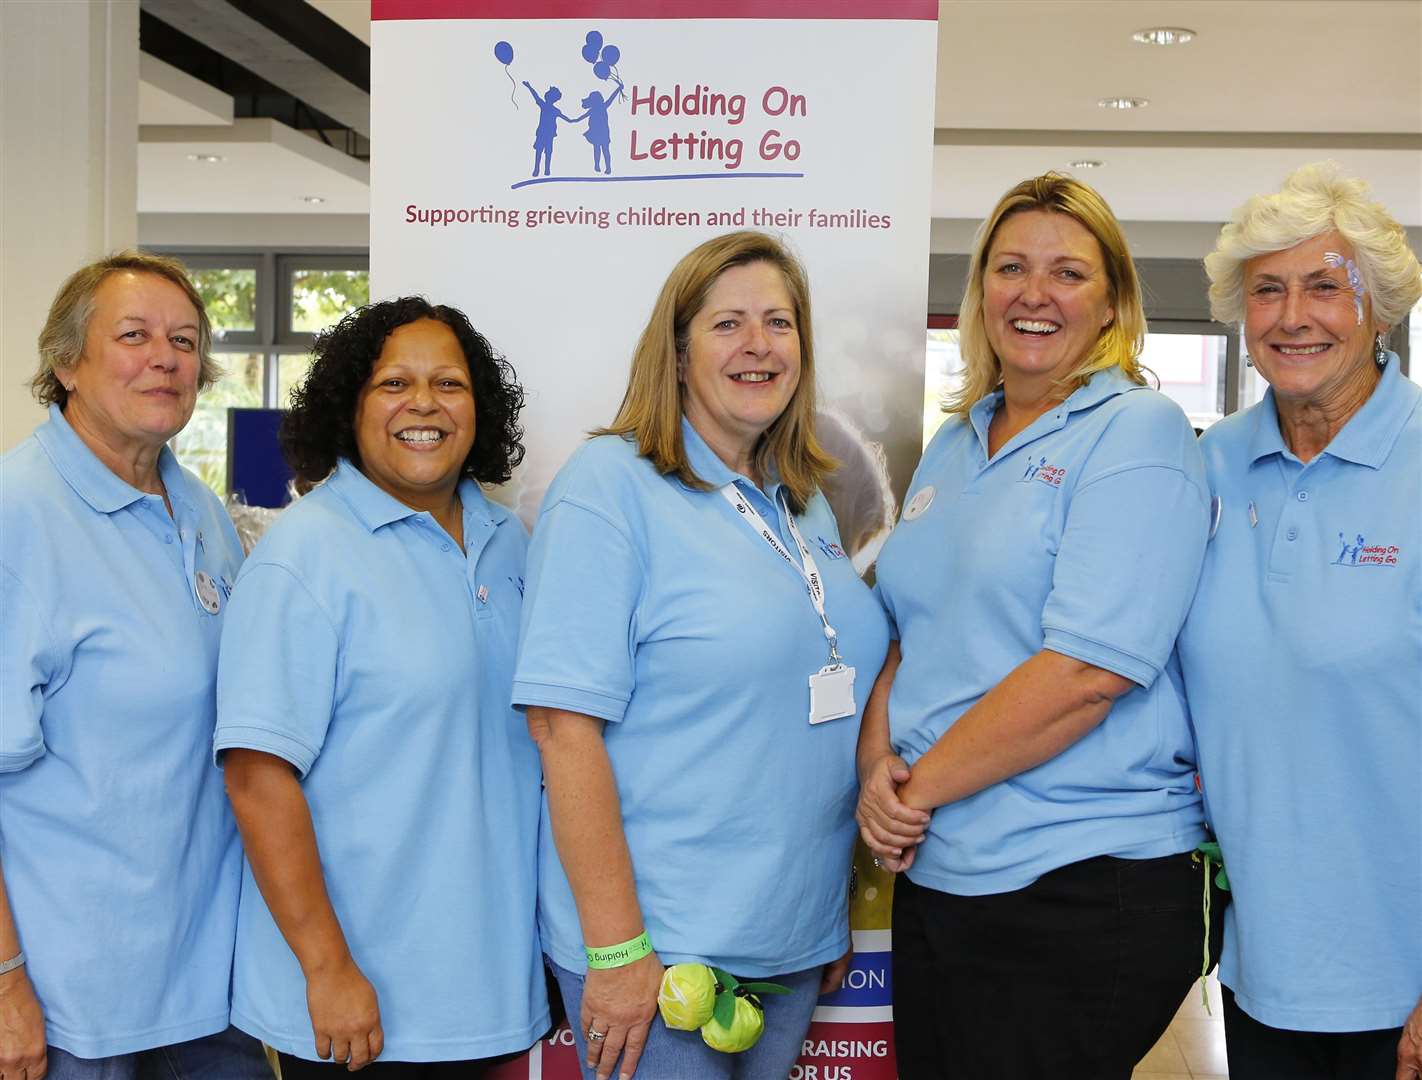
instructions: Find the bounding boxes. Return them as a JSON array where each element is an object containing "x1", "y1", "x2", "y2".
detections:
[{"x1": 373, "y1": 0, "x2": 937, "y2": 20}]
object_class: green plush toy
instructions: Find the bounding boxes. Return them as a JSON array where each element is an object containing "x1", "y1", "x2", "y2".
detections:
[
  {"x1": 657, "y1": 963, "x2": 718, "y2": 1030},
  {"x1": 656, "y1": 962, "x2": 791, "y2": 1053}
]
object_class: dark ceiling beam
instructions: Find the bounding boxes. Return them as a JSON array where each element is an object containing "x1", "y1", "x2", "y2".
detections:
[{"x1": 142, "y1": 0, "x2": 369, "y2": 137}]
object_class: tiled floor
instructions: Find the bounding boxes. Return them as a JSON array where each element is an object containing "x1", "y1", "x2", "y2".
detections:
[{"x1": 1133, "y1": 971, "x2": 1230, "y2": 1080}]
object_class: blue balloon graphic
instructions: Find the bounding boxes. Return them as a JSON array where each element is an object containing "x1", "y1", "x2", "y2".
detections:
[
  {"x1": 593, "y1": 60, "x2": 611, "y2": 80},
  {"x1": 600, "y1": 44, "x2": 621, "y2": 65},
  {"x1": 586, "y1": 30, "x2": 604, "y2": 49},
  {"x1": 494, "y1": 40, "x2": 514, "y2": 65},
  {"x1": 581, "y1": 42, "x2": 600, "y2": 63}
]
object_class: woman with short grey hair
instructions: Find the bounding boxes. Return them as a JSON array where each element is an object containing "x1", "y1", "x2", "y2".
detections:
[{"x1": 1179, "y1": 162, "x2": 1422, "y2": 1079}]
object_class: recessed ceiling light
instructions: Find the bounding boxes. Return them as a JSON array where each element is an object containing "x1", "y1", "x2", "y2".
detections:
[
  {"x1": 1098, "y1": 96, "x2": 1148, "y2": 110},
  {"x1": 186, "y1": 153, "x2": 225, "y2": 163},
  {"x1": 301, "y1": 195, "x2": 327, "y2": 205},
  {"x1": 1070, "y1": 159, "x2": 1105, "y2": 169},
  {"x1": 1132, "y1": 26, "x2": 1196, "y2": 45}
]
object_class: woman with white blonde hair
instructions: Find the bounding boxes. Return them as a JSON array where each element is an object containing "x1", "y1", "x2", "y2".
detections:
[
  {"x1": 1178, "y1": 162, "x2": 1422, "y2": 1079},
  {"x1": 857, "y1": 174, "x2": 1221, "y2": 1078}
]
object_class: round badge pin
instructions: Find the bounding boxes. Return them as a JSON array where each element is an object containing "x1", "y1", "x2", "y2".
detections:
[
  {"x1": 903, "y1": 485, "x2": 936, "y2": 521},
  {"x1": 195, "y1": 569, "x2": 221, "y2": 615}
]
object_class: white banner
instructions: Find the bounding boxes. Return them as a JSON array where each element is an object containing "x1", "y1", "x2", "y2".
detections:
[{"x1": 372, "y1": 3, "x2": 937, "y2": 1073}]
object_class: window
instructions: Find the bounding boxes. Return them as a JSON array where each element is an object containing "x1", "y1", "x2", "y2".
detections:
[
  {"x1": 1408, "y1": 297, "x2": 1421, "y2": 387},
  {"x1": 922, "y1": 317, "x2": 1238, "y2": 443},
  {"x1": 924, "y1": 317, "x2": 963, "y2": 448},
  {"x1": 1141, "y1": 324, "x2": 1233, "y2": 431},
  {"x1": 162, "y1": 250, "x2": 368, "y2": 494}
]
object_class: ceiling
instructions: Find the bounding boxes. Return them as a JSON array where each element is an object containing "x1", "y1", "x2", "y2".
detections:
[{"x1": 137, "y1": 0, "x2": 1422, "y2": 229}]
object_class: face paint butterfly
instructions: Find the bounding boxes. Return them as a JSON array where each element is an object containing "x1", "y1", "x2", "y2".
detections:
[{"x1": 1322, "y1": 251, "x2": 1365, "y2": 326}]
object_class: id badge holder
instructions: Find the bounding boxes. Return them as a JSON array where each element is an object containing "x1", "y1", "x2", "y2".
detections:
[{"x1": 808, "y1": 663, "x2": 856, "y2": 725}]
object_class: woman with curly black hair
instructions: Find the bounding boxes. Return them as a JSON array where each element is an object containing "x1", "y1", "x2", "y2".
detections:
[{"x1": 212, "y1": 298, "x2": 549, "y2": 1076}]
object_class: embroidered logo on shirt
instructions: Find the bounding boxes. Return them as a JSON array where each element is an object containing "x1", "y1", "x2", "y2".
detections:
[
  {"x1": 508, "y1": 574, "x2": 525, "y2": 596},
  {"x1": 815, "y1": 536, "x2": 848, "y2": 560},
  {"x1": 1019, "y1": 455, "x2": 1066, "y2": 488},
  {"x1": 1332, "y1": 532, "x2": 1399, "y2": 567}
]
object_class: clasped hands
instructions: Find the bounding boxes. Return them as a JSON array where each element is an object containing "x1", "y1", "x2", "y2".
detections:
[{"x1": 855, "y1": 753, "x2": 930, "y2": 873}]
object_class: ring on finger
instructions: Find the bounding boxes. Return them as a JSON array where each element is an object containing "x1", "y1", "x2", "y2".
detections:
[{"x1": 587, "y1": 1027, "x2": 607, "y2": 1042}]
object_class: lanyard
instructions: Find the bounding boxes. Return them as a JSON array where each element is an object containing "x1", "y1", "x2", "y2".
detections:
[{"x1": 719, "y1": 483, "x2": 842, "y2": 663}]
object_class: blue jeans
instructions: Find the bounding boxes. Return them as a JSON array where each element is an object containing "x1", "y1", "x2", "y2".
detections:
[
  {"x1": 550, "y1": 958, "x2": 823, "y2": 1079},
  {"x1": 47, "y1": 1027, "x2": 271, "y2": 1080}
]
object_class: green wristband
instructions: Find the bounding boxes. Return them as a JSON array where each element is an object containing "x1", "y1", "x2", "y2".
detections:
[{"x1": 585, "y1": 932, "x2": 653, "y2": 970}]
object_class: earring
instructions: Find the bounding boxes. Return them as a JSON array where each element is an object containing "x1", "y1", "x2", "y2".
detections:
[
  {"x1": 1375, "y1": 334, "x2": 1389, "y2": 369},
  {"x1": 1244, "y1": 354, "x2": 1254, "y2": 368}
]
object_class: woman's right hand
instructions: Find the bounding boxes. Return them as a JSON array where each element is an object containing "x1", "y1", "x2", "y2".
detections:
[
  {"x1": 581, "y1": 953, "x2": 663, "y2": 1080},
  {"x1": 0, "y1": 969, "x2": 47, "y2": 1080},
  {"x1": 305, "y1": 956, "x2": 383, "y2": 1071},
  {"x1": 856, "y1": 753, "x2": 930, "y2": 872}
]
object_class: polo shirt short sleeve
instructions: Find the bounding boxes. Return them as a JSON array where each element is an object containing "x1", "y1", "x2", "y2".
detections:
[
  {"x1": 1178, "y1": 356, "x2": 1422, "y2": 1032},
  {"x1": 874, "y1": 370, "x2": 1210, "y2": 896},
  {"x1": 514, "y1": 422, "x2": 891, "y2": 977},
  {"x1": 214, "y1": 460, "x2": 548, "y2": 1061},
  {"x1": 0, "y1": 406, "x2": 245, "y2": 1057}
]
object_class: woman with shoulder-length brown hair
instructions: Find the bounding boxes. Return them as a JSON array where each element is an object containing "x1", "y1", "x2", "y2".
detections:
[
  {"x1": 857, "y1": 174, "x2": 1222, "y2": 1079},
  {"x1": 511, "y1": 231, "x2": 890, "y2": 1080}
]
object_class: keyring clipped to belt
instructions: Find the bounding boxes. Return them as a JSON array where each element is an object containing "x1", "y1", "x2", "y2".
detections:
[{"x1": 1191, "y1": 840, "x2": 1230, "y2": 1013}]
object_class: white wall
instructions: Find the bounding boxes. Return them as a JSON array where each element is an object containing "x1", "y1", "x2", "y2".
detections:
[{"x1": 1, "y1": 0, "x2": 139, "y2": 452}]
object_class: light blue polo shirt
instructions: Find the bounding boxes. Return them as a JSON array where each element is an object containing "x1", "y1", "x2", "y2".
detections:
[
  {"x1": 0, "y1": 405, "x2": 244, "y2": 1057},
  {"x1": 875, "y1": 369, "x2": 1210, "y2": 896},
  {"x1": 1178, "y1": 355, "x2": 1422, "y2": 1033},
  {"x1": 214, "y1": 459, "x2": 547, "y2": 1061},
  {"x1": 513, "y1": 419, "x2": 891, "y2": 977}
]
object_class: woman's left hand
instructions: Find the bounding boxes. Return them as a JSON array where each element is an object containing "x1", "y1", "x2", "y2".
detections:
[
  {"x1": 581, "y1": 952, "x2": 664, "y2": 1080},
  {"x1": 855, "y1": 753, "x2": 928, "y2": 872},
  {"x1": 1396, "y1": 995, "x2": 1422, "y2": 1079},
  {"x1": 819, "y1": 949, "x2": 852, "y2": 996}
]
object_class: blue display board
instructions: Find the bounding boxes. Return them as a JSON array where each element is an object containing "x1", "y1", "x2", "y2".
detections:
[{"x1": 227, "y1": 407, "x2": 292, "y2": 508}]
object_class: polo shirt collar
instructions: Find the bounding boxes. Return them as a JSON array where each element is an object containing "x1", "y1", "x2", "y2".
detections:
[
  {"x1": 679, "y1": 415, "x2": 784, "y2": 501},
  {"x1": 968, "y1": 366, "x2": 1142, "y2": 452},
  {"x1": 326, "y1": 458, "x2": 424, "y2": 532},
  {"x1": 33, "y1": 404, "x2": 191, "y2": 515},
  {"x1": 327, "y1": 457, "x2": 512, "y2": 537},
  {"x1": 1247, "y1": 352, "x2": 1418, "y2": 469}
]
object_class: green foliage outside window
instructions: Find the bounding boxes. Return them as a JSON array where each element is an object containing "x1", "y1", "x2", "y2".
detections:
[
  {"x1": 191, "y1": 268, "x2": 256, "y2": 339},
  {"x1": 292, "y1": 269, "x2": 369, "y2": 334}
]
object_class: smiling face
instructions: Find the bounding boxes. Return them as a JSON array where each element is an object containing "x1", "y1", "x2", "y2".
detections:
[
  {"x1": 62, "y1": 270, "x2": 201, "y2": 454},
  {"x1": 354, "y1": 318, "x2": 476, "y2": 510},
  {"x1": 982, "y1": 210, "x2": 1116, "y2": 391},
  {"x1": 679, "y1": 260, "x2": 802, "y2": 469},
  {"x1": 1243, "y1": 231, "x2": 1383, "y2": 406}
]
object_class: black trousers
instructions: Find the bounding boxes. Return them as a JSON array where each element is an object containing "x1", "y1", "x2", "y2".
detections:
[
  {"x1": 1223, "y1": 987, "x2": 1403, "y2": 1079},
  {"x1": 892, "y1": 851, "x2": 1225, "y2": 1080},
  {"x1": 276, "y1": 1050, "x2": 523, "y2": 1080}
]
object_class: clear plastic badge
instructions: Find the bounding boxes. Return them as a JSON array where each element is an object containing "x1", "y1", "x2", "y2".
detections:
[{"x1": 808, "y1": 663, "x2": 856, "y2": 725}]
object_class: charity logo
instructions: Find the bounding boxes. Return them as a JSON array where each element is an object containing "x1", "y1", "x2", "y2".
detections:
[
  {"x1": 487, "y1": 28, "x2": 809, "y2": 192},
  {"x1": 1019, "y1": 455, "x2": 1066, "y2": 487},
  {"x1": 816, "y1": 536, "x2": 848, "y2": 560},
  {"x1": 1332, "y1": 531, "x2": 1399, "y2": 567}
]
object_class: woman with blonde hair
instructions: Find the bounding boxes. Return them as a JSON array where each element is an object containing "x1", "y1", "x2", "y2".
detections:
[
  {"x1": 1179, "y1": 162, "x2": 1421, "y2": 1079},
  {"x1": 857, "y1": 174, "x2": 1220, "y2": 1078},
  {"x1": 513, "y1": 230, "x2": 890, "y2": 1079}
]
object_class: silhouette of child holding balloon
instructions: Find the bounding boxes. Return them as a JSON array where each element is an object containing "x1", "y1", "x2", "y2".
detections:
[
  {"x1": 523, "y1": 82, "x2": 576, "y2": 177},
  {"x1": 575, "y1": 77, "x2": 625, "y2": 174}
]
